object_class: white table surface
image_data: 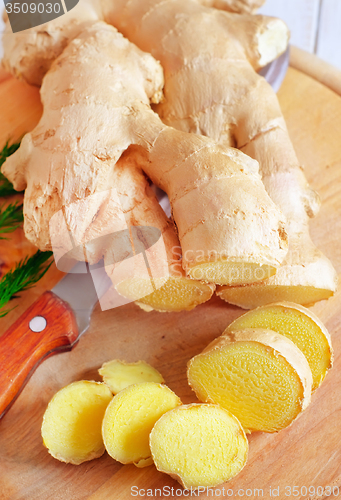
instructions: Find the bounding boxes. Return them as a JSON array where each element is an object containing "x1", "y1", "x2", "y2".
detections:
[{"x1": 1, "y1": 1, "x2": 341, "y2": 68}]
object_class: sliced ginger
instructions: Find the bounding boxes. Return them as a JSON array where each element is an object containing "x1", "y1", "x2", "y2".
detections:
[
  {"x1": 41, "y1": 381, "x2": 112, "y2": 464},
  {"x1": 226, "y1": 302, "x2": 333, "y2": 391},
  {"x1": 150, "y1": 403, "x2": 248, "y2": 489},
  {"x1": 102, "y1": 382, "x2": 181, "y2": 467},
  {"x1": 217, "y1": 284, "x2": 335, "y2": 310},
  {"x1": 99, "y1": 359, "x2": 164, "y2": 394},
  {"x1": 118, "y1": 276, "x2": 215, "y2": 312},
  {"x1": 188, "y1": 329, "x2": 313, "y2": 433}
]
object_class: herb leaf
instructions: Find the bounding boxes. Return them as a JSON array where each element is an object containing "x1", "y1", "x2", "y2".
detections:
[
  {"x1": 0, "y1": 250, "x2": 53, "y2": 317},
  {"x1": 0, "y1": 202, "x2": 24, "y2": 239},
  {"x1": 0, "y1": 140, "x2": 22, "y2": 196}
]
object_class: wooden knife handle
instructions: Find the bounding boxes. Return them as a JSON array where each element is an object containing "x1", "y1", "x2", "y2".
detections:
[{"x1": 0, "y1": 291, "x2": 79, "y2": 419}]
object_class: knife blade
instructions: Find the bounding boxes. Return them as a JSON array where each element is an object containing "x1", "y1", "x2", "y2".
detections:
[
  {"x1": 259, "y1": 46, "x2": 290, "y2": 93},
  {"x1": 0, "y1": 260, "x2": 112, "y2": 419}
]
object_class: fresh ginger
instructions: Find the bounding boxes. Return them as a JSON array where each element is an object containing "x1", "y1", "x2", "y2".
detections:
[
  {"x1": 3, "y1": 0, "x2": 336, "y2": 306},
  {"x1": 188, "y1": 329, "x2": 313, "y2": 433},
  {"x1": 149, "y1": 403, "x2": 248, "y2": 489},
  {"x1": 226, "y1": 302, "x2": 333, "y2": 391},
  {"x1": 41, "y1": 381, "x2": 112, "y2": 465},
  {"x1": 2, "y1": 22, "x2": 288, "y2": 307},
  {"x1": 102, "y1": 382, "x2": 181, "y2": 467},
  {"x1": 101, "y1": 0, "x2": 337, "y2": 306},
  {"x1": 99, "y1": 359, "x2": 164, "y2": 394}
]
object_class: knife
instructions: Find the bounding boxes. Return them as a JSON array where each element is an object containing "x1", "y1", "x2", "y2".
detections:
[
  {"x1": 259, "y1": 46, "x2": 290, "y2": 93},
  {"x1": 0, "y1": 260, "x2": 112, "y2": 419}
]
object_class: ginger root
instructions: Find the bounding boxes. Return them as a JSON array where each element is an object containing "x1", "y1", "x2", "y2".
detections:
[
  {"x1": 149, "y1": 403, "x2": 248, "y2": 489},
  {"x1": 188, "y1": 329, "x2": 312, "y2": 433},
  {"x1": 226, "y1": 302, "x2": 333, "y2": 391},
  {"x1": 2, "y1": 21, "x2": 288, "y2": 302},
  {"x1": 99, "y1": 359, "x2": 164, "y2": 394},
  {"x1": 103, "y1": 0, "x2": 337, "y2": 306},
  {"x1": 41, "y1": 381, "x2": 112, "y2": 465},
  {"x1": 102, "y1": 382, "x2": 181, "y2": 467}
]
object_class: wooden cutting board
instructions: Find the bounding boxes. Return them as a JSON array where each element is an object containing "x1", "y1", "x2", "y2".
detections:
[{"x1": 0, "y1": 47, "x2": 341, "y2": 500}]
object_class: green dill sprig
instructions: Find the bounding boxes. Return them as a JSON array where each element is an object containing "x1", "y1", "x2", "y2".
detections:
[
  {"x1": 0, "y1": 250, "x2": 53, "y2": 318},
  {"x1": 0, "y1": 202, "x2": 24, "y2": 239},
  {"x1": 0, "y1": 140, "x2": 22, "y2": 196}
]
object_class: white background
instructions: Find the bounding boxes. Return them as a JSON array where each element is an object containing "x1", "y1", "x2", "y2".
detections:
[{"x1": 1, "y1": 0, "x2": 341, "y2": 69}]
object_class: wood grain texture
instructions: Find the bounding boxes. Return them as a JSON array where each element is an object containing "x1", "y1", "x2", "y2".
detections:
[
  {"x1": 0, "y1": 291, "x2": 79, "y2": 419},
  {"x1": 0, "y1": 61, "x2": 340, "y2": 499}
]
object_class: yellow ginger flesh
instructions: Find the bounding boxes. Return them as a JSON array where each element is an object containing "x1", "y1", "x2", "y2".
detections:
[
  {"x1": 117, "y1": 276, "x2": 215, "y2": 312},
  {"x1": 226, "y1": 302, "x2": 333, "y2": 391},
  {"x1": 188, "y1": 329, "x2": 312, "y2": 433},
  {"x1": 149, "y1": 404, "x2": 248, "y2": 489},
  {"x1": 217, "y1": 284, "x2": 334, "y2": 310},
  {"x1": 41, "y1": 381, "x2": 112, "y2": 465},
  {"x1": 99, "y1": 359, "x2": 164, "y2": 394},
  {"x1": 102, "y1": 382, "x2": 181, "y2": 467}
]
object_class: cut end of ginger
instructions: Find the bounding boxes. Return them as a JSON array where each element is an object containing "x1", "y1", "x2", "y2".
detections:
[
  {"x1": 102, "y1": 382, "x2": 181, "y2": 466},
  {"x1": 187, "y1": 329, "x2": 313, "y2": 433},
  {"x1": 41, "y1": 381, "x2": 112, "y2": 465},
  {"x1": 99, "y1": 359, "x2": 164, "y2": 394},
  {"x1": 188, "y1": 261, "x2": 276, "y2": 286},
  {"x1": 149, "y1": 403, "x2": 248, "y2": 489},
  {"x1": 257, "y1": 18, "x2": 290, "y2": 68},
  {"x1": 116, "y1": 276, "x2": 215, "y2": 312},
  {"x1": 217, "y1": 284, "x2": 334, "y2": 309},
  {"x1": 226, "y1": 302, "x2": 333, "y2": 391}
]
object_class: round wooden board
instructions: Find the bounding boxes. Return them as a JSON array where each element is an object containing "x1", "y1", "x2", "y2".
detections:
[{"x1": 0, "y1": 51, "x2": 340, "y2": 500}]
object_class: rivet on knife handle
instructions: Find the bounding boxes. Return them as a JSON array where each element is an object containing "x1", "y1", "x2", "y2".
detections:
[{"x1": 0, "y1": 291, "x2": 79, "y2": 419}]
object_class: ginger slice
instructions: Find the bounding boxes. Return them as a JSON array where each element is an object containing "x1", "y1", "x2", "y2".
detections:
[
  {"x1": 41, "y1": 381, "x2": 112, "y2": 465},
  {"x1": 226, "y1": 302, "x2": 333, "y2": 391},
  {"x1": 102, "y1": 382, "x2": 181, "y2": 467},
  {"x1": 117, "y1": 276, "x2": 215, "y2": 312},
  {"x1": 217, "y1": 281, "x2": 335, "y2": 310},
  {"x1": 187, "y1": 329, "x2": 312, "y2": 433},
  {"x1": 99, "y1": 360, "x2": 164, "y2": 394},
  {"x1": 149, "y1": 403, "x2": 248, "y2": 489}
]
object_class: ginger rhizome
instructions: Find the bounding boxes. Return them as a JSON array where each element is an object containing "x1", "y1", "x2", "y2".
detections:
[
  {"x1": 99, "y1": 359, "x2": 164, "y2": 394},
  {"x1": 149, "y1": 403, "x2": 248, "y2": 489},
  {"x1": 102, "y1": 382, "x2": 181, "y2": 467},
  {"x1": 2, "y1": 0, "x2": 337, "y2": 307},
  {"x1": 188, "y1": 328, "x2": 313, "y2": 433},
  {"x1": 41, "y1": 381, "x2": 113, "y2": 464},
  {"x1": 226, "y1": 302, "x2": 333, "y2": 391},
  {"x1": 2, "y1": 22, "x2": 288, "y2": 312},
  {"x1": 102, "y1": 0, "x2": 337, "y2": 306}
]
